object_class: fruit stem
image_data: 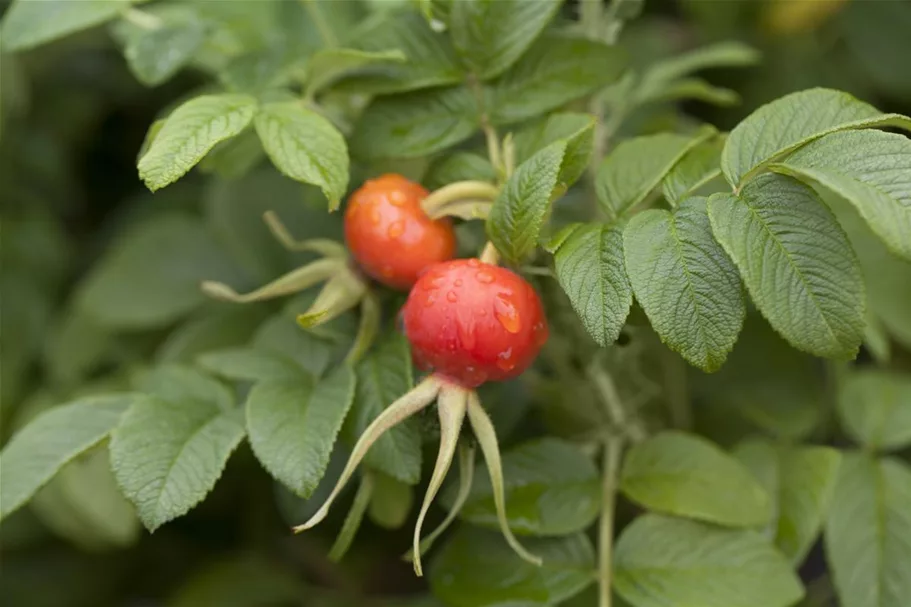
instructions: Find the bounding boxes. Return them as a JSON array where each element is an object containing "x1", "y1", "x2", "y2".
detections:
[
  {"x1": 421, "y1": 181, "x2": 499, "y2": 217},
  {"x1": 598, "y1": 438, "x2": 624, "y2": 607},
  {"x1": 466, "y1": 391, "x2": 542, "y2": 567},
  {"x1": 293, "y1": 377, "x2": 441, "y2": 533},
  {"x1": 412, "y1": 384, "x2": 468, "y2": 576},
  {"x1": 480, "y1": 242, "x2": 500, "y2": 265}
]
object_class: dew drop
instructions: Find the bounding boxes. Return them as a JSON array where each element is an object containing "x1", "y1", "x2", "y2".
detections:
[
  {"x1": 446, "y1": 291, "x2": 458, "y2": 303},
  {"x1": 387, "y1": 220, "x2": 405, "y2": 238},
  {"x1": 381, "y1": 264, "x2": 394, "y2": 277},
  {"x1": 389, "y1": 190, "x2": 407, "y2": 206},
  {"x1": 497, "y1": 348, "x2": 515, "y2": 371},
  {"x1": 424, "y1": 295, "x2": 436, "y2": 307},
  {"x1": 454, "y1": 278, "x2": 463, "y2": 287},
  {"x1": 370, "y1": 208, "x2": 382, "y2": 226},
  {"x1": 494, "y1": 295, "x2": 521, "y2": 333},
  {"x1": 475, "y1": 270, "x2": 494, "y2": 284},
  {"x1": 467, "y1": 259, "x2": 480, "y2": 268}
]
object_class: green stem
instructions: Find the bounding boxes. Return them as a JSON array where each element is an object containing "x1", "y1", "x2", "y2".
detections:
[
  {"x1": 327, "y1": 473, "x2": 375, "y2": 562},
  {"x1": 598, "y1": 438, "x2": 623, "y2": 607},
  {"x1": 301, "y1": 0, "x2": 338, "y2": 48},
  {"x1": 589, "y1": 365, "x2": 647, "y2": 443}
]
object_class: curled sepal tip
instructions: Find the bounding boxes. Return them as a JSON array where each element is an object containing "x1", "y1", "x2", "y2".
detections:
[
  {"x1": 201, "y1": 258, "x2": 341, "y2": 303},
  {"x1": 412, "y1": 384, "x2": 468, "y2": 577},
  {"x1": 292, "y1": 377, "x2": 442, "y2": 533},
  {"x1": 296, "y1": 268, "x2": 366, "y2": 328},
  {"x1": 466, "y1": 392, "x2": 542, "y2": 567},
  {"x1": 404, "y1": 442, "x2": 475, "y2": 565},
  {"x1": 263, "y1": 211, "x2": 348, "y2": 258}
]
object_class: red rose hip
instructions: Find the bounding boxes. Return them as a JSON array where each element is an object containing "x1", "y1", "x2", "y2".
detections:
[
  {"x1": 402, "y1": 259, "x2": 548, "y2": 388},
  {"x1": 344, "y1": 174, "x2": 456, "y2": 290}
]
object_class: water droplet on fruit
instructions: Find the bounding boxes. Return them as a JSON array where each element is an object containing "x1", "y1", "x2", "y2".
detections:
[
  {"x1": 454, "y1": 278, "x2": 463, "y2": 287},
  {"x1": 446, "y1": 291, "x2": 458, "y2": 303},
  {"x1": 387, "y1": 220, "x2": 405, "y2": 238},
  {"x1": 476, "y1": 270, "x2": 494, "y2": 284},
  {"x1": 370, "y1": 207, "x2": 382, "y2": 225},
  {"x1": 494, "y1": 295, "x2": 521, "y2": 333},
  {"x1": 381, "y1": 264, "x2": 394, "y2": 277},
  {"x1": 424, "y1": 295, "x2": 436, "y2": 307},
  {"x1": 467, "y1": 259, "x2": 480, "y2": 268},
  {"x1": 389, "y1": 190, "x2": 407, "y2": 206},
  {"x1": 497, "y1": 348, "x2": 515, "y2": 371}
]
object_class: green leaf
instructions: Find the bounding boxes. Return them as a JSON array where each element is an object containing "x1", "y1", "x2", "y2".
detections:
[
  {"x1": 0, "y1": 395, "x2": 132, "y2": 520},
  {"x1": 488, "y1": 34, "x2": 627, "y2": 125},
  {"x1": 197, "y1": 128, "x2": 265, "y2": 182},
  {"x1": 837, "y1": 369, "x2": 911, "y2": 452},
  {"x1": 138, "y1": 94, "x2": 258, "y2": 191},
  {"x1": 825, "y1": 454, "x2": 911, "y2": 607},
  {"x1": 661, "y1": 138, "x2": 724, "y2": 205},
  {"x1": 770, "y1": 130, "x2": 911, "y2": 262},
  {"x1": 31, "y1": 445, "x2": 140, "y2": 551},
  {"x1": 635, "y1": 41, "x2": 760, "y2": 105},
  {"x1": 620, "y1": 430, "x2": 771, "y2": 527},
  {"x1": 197, "y1": 348, "x2": 308, "y2": 383},
  {"x1": 449, "y1": 0, "x2": 563, "y2": 80},
  {"x1": 614, "y1": 514, "x2": 805, "y2": 607},
  {"x1": 336, "y1": 10, "x2": 463, "y2": 94},
  {"x1": 253, "y1": 102, "x2": 349, "y2": 210},
  {"x1": 550, "y1": 223, "x2": 632, "y2": 346},
  {"x1": 487, "y1": 142, "x2": 563, "y2": 265},
  {"x1": 708, "y1": 174, "x2": 865, "y2": 359},
  {"x1": 252, "y1": 313, "x2": 335, "y2": 377},
  {"x1": 424, "y1": 152, "x2": 496, "y2": 191},
  {"x1": 513, "y1": 112, "x2": 596, "y2": 189},
  {"x1": 722, "y1": 87, "x2": 911, "y2": 188},
  {"x1": 304, "y1": 48, "x2": 405, "y2": 97},
  {"x1": 351, "y1": 86, "x2": 480, "y2": 159},
  {"x1": 136, "y1": 364, "x2": 235, "y2": 412},
  {"x1": 429, "y1": 528, "x2": 595, "y2": 607},
  {"x1": 827, "y1": 192, "x2": 911, "y2": 352},
  {"x1": 734, "y1": 440, "x2": 842, "y2": 565},
  {"x1": 246, "y1": 365, "x2": 356, "y2": 497},
  {"x1": 347, "y1": 332, "x2": 422, "y2": 484},
  {"x1": 442, "y1": 438, "x2": 600, "y2": 536},
  {"x1": 1, "y1": 0, "x2": 131, "y2": 51},
  {"x1": 124, "y1": 19, "x2": 206, "y2": 87},
  {"x1": 109, "y1": 393, "x2": 245, "y2": 531},
  {"x1": 487, "y1": 120, "x2": 593, "y2": 264},
  {"x1": 596, "y1": 128, "x2": 714, "y2": 218},
  {"x1": 76, "y1": 214, "x2": 242, "y2": 330},
  {"x1": 623, "y1": 197, "x2": 744, "y2": 372}
]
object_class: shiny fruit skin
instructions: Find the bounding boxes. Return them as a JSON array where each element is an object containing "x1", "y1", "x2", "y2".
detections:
[
  {"x1": 402, "y1": 259, "x2": 548, "y2": 388},
  {"x1": 344, "y1": 174, "x2": 456, "y2": 290}
]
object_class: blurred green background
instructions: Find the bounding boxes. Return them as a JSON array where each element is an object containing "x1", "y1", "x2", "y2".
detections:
[{"x1": 1, "y1": 1, "x2": 909, "y2": 606}]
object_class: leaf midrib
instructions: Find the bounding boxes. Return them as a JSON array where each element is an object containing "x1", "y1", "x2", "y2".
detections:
[
  {"x1": 151, "y1": 405, "x2": 234, "y2": 520},
  {"x1": 739, "y1": 197, "x2": 839, "y2": 347}
]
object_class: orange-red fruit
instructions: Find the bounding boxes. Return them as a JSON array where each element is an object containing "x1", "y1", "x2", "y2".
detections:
[
  {"x1": 402, "y1": 259, "x2": 549, "y2": 388},
  {"x1": 344, "y1": 174, "x2": 456, "y2": 290}
]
